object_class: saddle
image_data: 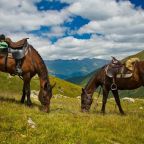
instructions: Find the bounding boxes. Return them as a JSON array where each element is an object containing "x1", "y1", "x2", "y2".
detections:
[
  {"x1": 5, "y1": 38, "x2": 29, "y2": 49},
  {"x1": 105, "y1": 57, "x2": 133, "y2": 90},
  {"x1": 0, "y1": 37, "x2": 30, "y2": 76},
  {"x1": 8, "y1": 42, "x2": 29, "y2": 60},
  {"x1": 106, "y1": 57, "x2": 132, "y2": 79}
]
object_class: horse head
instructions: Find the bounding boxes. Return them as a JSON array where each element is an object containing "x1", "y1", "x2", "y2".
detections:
[
  {"x1": 38, "y1": 81, "x2": 56, "y2": 112},
  {"x1": 81, "y1": 88, "x2": 93, "y2": 112}
]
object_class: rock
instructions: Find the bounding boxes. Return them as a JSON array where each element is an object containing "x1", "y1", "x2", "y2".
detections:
[
  {"x1": 27, "y1": 117, "x2": 36, "y2": 128},
  {"x1": 31, "y1": 90, "x2": 39, "y2": 96},
  {"x1": 122, "y1": 97, "x2": 135, "y2": 103},
  {"x1": 31, "y1": 90, "x2": 39, "y2": 101},
  {"x1": 77, "y1": 96, "x2": 81, "y2": 99},
  {"x1": 53, "y1": 94, "x2": 68, "y2": 99},
  {"x1": 53, "y1": 94, "x2": 63, "y2": 99},
  {"x1": 8, "y1": 74, "x2": 13, "y2": 79}
]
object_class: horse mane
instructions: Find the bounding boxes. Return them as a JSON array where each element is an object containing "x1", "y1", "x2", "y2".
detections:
[
  {"x1": 29, "y1": 45, "x2": 50, "y2": 84},
  {"x1": 85, "y1": 65, "x2": 107, "y2": 89}
]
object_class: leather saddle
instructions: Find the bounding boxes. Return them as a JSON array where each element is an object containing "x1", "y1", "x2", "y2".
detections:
[
  {"x1": 106, "y1": 57, "x2": 133, "y2": 79},
  {"x1": 0, "y1": 38, "x2": 29, "y2": 59},
  {"x1": 8, "y1": 42, "x2": 29, "y2": 60},
  {"x1": 6, "y1": 38, "x2": 29, "y2": 49}
]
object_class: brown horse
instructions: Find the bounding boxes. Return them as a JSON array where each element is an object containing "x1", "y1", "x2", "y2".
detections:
[
  {"x1": 0, "y1": 44, "x2": 55, "y2": 112},
  {"x1": 81, "y1": 61, "x2": 144, "y2": 115}
]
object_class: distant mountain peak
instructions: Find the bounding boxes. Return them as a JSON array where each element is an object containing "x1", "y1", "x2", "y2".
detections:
[{"x1": 44, "y1": 58, "x2": 109, "y2": 80}]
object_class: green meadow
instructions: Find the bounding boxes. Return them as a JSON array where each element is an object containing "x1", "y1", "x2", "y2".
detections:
[{"x1": 0, "y1": 73, "x2": 144, "y2": 144}]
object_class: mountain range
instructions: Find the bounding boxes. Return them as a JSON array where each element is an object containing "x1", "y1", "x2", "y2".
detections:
[{"x1": 44, "y1": 58, "x2": 109, "y2": 80}]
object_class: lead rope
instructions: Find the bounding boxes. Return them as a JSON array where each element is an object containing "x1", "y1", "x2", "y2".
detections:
[{"x1": 94, "y1": 86, "x2": 102, "y2": 111}]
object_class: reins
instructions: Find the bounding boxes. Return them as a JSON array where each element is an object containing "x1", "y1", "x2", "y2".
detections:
[{"x1": 94, "y1": 86, "x2": 102, "y2": 110}]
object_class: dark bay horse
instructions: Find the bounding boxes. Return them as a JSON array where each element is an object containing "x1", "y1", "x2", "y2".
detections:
[
  {"x1": 81, "y1": 61, "x2": 144, "y2": 114},
  {"x1": 0, "y1": 44, "x2": 55, "y2": 112}
]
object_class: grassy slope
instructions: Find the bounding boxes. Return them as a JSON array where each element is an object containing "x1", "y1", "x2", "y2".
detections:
[
  {"x1": 1, "y1": 93, "x2": 144, "y2": 144},
  {"x1": 1, "y1": 68, "x2": 144, "y2": 143},
  {"x1": 0, "y1": 72, "x2": 81, "y2": 98},
  {"x1": 123, "y1": 50, "x2": 144, "y2": 61}
]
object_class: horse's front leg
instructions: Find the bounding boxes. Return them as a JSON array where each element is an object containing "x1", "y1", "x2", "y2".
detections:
[
  {"x1": 25, "y1": 80, "x2": 32, "y2": 106},
  {"x1": 21, "y1": 82, "x2": 26, "y2": 103},
  {"x1": 23, "y1": 73, "x2": 32, "y2": 106},
  {"x1": 112, "y1": 90, "x2": 125, "y2": 115},
  {"x1": 101, "y1": 87, "x2": 109, "y2": 114}
]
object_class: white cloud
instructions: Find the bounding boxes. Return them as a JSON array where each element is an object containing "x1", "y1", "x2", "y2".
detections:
[
  {"x1": 63, "y1": 0, "x2": 144, "y2": 59},
  {"x1": 47, "y1": 35, "x2": 143, "y2": 60},
  {"x1": 42, "y1": 26, "x2": 67, "y2": 38},
  {"x1": 1, "y1": 0, "x2": 144, "y2": 60},
  {"x1": 0, "y1": 0, "x2": 70, "y2": 32}
]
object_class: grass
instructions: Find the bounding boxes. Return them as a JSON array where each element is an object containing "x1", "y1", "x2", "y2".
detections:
[
  {"x1": 0, "y1": 72, "x2": 144, "y2": 143},
  {"x1": 0, "y1": 72, "x2": 81, "y2": 97},
  {"x1": 0, "y1": 92, "x2": 144, "y2": 144}
]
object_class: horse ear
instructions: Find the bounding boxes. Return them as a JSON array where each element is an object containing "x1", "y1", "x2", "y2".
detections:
[
  {"x1": 51, "y1": 82, "x2": 56, "y2": 89},
  {"x1": 82, "y1": 88, "x2": 85, "y2": 92}
]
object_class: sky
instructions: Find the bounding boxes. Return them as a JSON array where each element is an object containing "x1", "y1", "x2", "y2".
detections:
[{"x1": 0, "y1": 0, "x2": 144, "y2": 60}]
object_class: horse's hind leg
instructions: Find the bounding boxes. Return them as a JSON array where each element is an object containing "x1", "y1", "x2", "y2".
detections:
[
  {"x1": 112, "y1": 90, "x2": 125, "y2": 115},
  {"x1": 101, "y1": 87, "x2": 109, "y2": 114}
]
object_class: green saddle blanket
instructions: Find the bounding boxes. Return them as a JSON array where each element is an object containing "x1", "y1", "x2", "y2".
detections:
[
  {"x1": 0, "y1": 42, "x2": 8, "y2": 53},
  {"x1": 0, "y1": 42, "x2": 8, "y2": 49}
]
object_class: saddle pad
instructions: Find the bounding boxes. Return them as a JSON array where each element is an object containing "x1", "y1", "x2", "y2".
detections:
[
  {"x1": 116, "y1": 73, "x2": 133, "y2": 78},
  {"x1": 105, "y1": 65, "x2": 133, "y2": 78},
  {"x1": 0, "y1": 42, "x2": 8, "y2": 49}
]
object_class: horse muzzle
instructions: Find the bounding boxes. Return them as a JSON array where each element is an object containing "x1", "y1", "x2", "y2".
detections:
[{"x1": 42, "y1": 104, "x2": 50, "y2": 113}]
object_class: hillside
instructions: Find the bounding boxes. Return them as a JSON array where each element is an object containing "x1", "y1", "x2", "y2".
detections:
[
  {"x1": 0, "y1": 72, "x2": 81, "y2": 98},
  {"x1": 123, "y1": 50, "x2": 144, "y2": 61},
  {"x1": 45, "y1": 58, "x2": 108, "y2": 79}
]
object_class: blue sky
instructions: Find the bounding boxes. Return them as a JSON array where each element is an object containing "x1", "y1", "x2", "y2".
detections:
[{"x1": 0, "y1": 0, "x2": 144, "y2": 60}]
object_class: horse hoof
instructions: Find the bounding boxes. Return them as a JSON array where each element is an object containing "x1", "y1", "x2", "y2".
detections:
[
  {"x1": 100, "y1": 111, "x2": 106, "y2": 115},
  {"x1": 27, "y1": 103, "x2": 32, "y2": 107},
  {"x1": 42, "y1": 105, "x2": 50, "y2": 113},
  {"x1": 20, "y1": 100, "x2": 25, "y2": 104},
  {"x1": 120, "y1": 112, "x2": 126, "y2": 116},
  {"x1": 81, "y1": 109, "x2": 89, "y2": 113}
]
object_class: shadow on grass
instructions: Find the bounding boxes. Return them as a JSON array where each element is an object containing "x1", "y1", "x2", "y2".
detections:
[{"x1": 0, "y1": 96, "x2": 41, "y2": 109}]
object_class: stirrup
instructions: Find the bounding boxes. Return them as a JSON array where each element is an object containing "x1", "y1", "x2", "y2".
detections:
[
  {"x1": 111, "y1": 83, "x2": 117, "y2": 90},
  {"x1": 15, "y1": 67, "x2": 22, "y2": 76}
]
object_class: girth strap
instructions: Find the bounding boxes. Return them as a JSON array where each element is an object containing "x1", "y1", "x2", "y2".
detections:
[{"x1": 4, "y1": 53, "x2": 8, "y2": 72}]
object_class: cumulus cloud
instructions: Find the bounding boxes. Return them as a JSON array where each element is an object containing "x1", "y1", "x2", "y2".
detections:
[
  {"x1": 0, "y1": 0, "x2": 70, "y2": 32},
  {"x1": 51, "y1": 35, "x2": 142, "y2": 60},
  {"x1": 42, "y1": 26, "x2": 67, "y2": 38},
  {"x1": 0, "y1": 0, "x2": 144, "y2": 60},
  {"x1": 65, "y1": 0, "x2": 144, "y2": 59}
]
